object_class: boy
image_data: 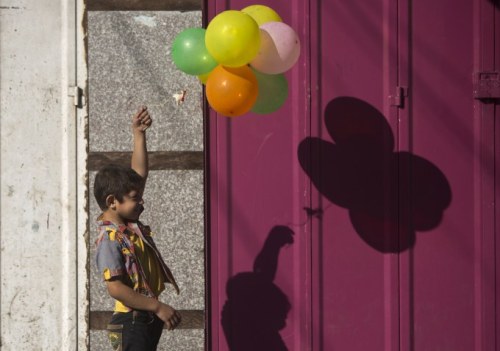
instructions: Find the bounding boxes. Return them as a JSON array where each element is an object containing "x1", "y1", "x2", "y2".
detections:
[{"x1": 94, "y1": 106, "x2": 181, "y2": 351}]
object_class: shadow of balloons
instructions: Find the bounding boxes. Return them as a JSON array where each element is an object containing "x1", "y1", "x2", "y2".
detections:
[
  {"x1": 298, "y1": 97, "x2": 452, "y2": 252},
  {"x1": 221, "y1": 226, "x2": 294, "y2": 351},
  {"x1": 488, "y1": 0, "x2": 499, "y2": 8}
]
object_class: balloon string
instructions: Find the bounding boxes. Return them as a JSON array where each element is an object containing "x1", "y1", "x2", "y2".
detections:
[{"x1": 284, "y1": 203, "x2": 335, "y2": 230}]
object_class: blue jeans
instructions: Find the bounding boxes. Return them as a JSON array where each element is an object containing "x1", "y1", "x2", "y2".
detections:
[{"x1": 107, "y1": 311, "x2": 164, "y2": 351}]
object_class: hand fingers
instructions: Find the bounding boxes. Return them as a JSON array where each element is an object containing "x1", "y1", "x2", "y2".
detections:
[
  {"x1": 133, "y1": 106, "x2": 146, "y2": 118},
  {"x1": 138, "y1": 112, "x2": 150, "y2": 123},
  {"x1": 138, "y1": 109, "x2": 151, "y2": 121},
  {"x1": 134, "y1": 107, "x2": 152, "y2": 131},
  {"x1": 165, "y1": 320, "x2": 176, "y2": 331},
  {"x1": 171, "y1": 320, "x2": 178, "y2": 330},
  {"x1": 165, "y1": 320, "x2": 173, "y2": 331},
  {"x1": 141, "y1": 116, "x2": 152, "y2": 126},
  {"x1": 170, "y1": 314, "x2": 180, "y2": 326},
  {"x1": 141, "y1": 118, "x2": 151, "y2": 131},
  {"x1": 167, "y1": 313, "x2": 181, "y2": 330},
  {"x1": 133, "y1": 106, "x2": 150, "y2": 121}
]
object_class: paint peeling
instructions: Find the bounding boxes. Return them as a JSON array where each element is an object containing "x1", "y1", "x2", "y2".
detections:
[{"x1": 133, "y1": 15, "x2": 157, "y2": 27}]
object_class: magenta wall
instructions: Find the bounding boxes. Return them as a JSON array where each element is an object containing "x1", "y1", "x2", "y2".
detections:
[{"x1": 206, "y1": 0, "x2": 499, "y2": 350}]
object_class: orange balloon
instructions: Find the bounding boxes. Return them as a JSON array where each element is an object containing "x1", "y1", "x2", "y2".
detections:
[{"x1": 206, "y1": 65, "x2": 258, "y2": 117}]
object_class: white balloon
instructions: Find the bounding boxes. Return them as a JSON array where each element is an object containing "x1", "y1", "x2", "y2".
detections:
[{"x1": 250, "y1": 22, "x2": 301, "y2": 74}]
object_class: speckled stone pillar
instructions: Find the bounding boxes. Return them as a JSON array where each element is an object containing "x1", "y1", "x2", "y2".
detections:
[{"x1": 88, "y1": 11, "x2": 205, "y2": 350}]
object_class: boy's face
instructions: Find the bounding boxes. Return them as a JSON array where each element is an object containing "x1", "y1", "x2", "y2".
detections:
[{"x1": 115, "y1": 189, "x2": 144, "y2": 221}]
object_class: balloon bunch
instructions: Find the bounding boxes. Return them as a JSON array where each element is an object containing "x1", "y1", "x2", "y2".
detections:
[{"x1": 171, "y1": 5, "x2": 300, "y2": 117}]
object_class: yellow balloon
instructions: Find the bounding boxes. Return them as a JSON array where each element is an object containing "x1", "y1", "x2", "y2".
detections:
[
  {"x1": 241, "y1": 5, "x2": 282, "y2": 26},
  {"x1": 206, "y1": 10, "x2": 260, "y2": 67}
]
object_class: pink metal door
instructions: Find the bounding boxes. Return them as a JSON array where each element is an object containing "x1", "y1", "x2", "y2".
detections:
[
  {"x1": 397, "y1": 0, "x2": 499, "y2": 349},
  {"x1": 304, "y1": 0, "x2": 499, "y2": 350},
  {"x1": 207, "y1": 0, "x2": 499, "y2": 350},
  {"x1": 206, "y1": 0, "x2": 311, "y2": 349},
  {"x1": 305, "y1": 0, "x2": 402, "y2": 348}
]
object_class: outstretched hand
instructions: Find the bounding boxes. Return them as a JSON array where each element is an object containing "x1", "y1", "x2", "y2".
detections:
[{"x1": 132, "y1": 106, "x2": 153, "y2": 133}]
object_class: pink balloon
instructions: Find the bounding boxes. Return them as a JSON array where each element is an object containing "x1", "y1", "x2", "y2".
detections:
[{"x1": 250, "y1": 22, "x2": 301, "y2": 74}]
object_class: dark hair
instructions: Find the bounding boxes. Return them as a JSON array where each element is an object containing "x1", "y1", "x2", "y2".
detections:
[{"x1": 94, "y1": 164, "x2": 144, "y2": 210}]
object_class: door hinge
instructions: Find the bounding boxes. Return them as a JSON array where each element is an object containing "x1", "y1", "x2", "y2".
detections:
[
  {"x1": 473, "y1": 72, "x2": 500, "y2": 100},
  {"x1": 68, "y1": 86, "x2": 84, "y2": 108},
  {"x1": 389, "y1": 86, "x2": 408, "y2": 108}
]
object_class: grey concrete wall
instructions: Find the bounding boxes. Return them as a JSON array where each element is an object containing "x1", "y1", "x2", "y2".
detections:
[
  {"x1": 88, "y1": 11, "x2": 205, "y2": 351},
  {"x1": 0, "y1": 1, "x2": 88, "y2": 349},
  {"x1": 89, "y1": 11, "x2": 204, "y2": 152}
]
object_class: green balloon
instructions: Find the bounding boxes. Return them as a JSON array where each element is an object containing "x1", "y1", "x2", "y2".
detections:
[
  {"x1": 251, "y1": 69, "x2": 289, "y2": 114},
  {"x1": 171, "y1": 28, "x2": 218, "y2": 75}
]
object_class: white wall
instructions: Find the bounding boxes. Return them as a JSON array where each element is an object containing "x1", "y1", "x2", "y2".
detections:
[{"x1": 0, "y1": 0, "x2": 87, "y2": 349}]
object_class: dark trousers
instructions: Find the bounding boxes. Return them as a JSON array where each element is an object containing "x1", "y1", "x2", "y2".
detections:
[{"x1": 107, "y1": 311, "x2": 164, "y2": 351}]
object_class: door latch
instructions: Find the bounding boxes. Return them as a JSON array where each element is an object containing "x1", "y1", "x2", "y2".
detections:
[
  {"x1": 473, "y1": 72, "x2": 500, "y2": 100},
  {"x1": 68, "y1": 86, "x2": 85, "y2": 108},
  {"x1": 389, "y1": 86, "x2": 408, "y2": 108}
]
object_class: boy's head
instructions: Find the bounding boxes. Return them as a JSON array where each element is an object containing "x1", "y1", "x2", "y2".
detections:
[{"x1": 94, "y1": 164, "x2": 145, "y2": 221}]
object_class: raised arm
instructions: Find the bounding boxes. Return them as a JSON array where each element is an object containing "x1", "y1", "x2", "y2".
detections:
[{"x1": 131, "y1": 106, "x2": 153, "y2": 186}]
